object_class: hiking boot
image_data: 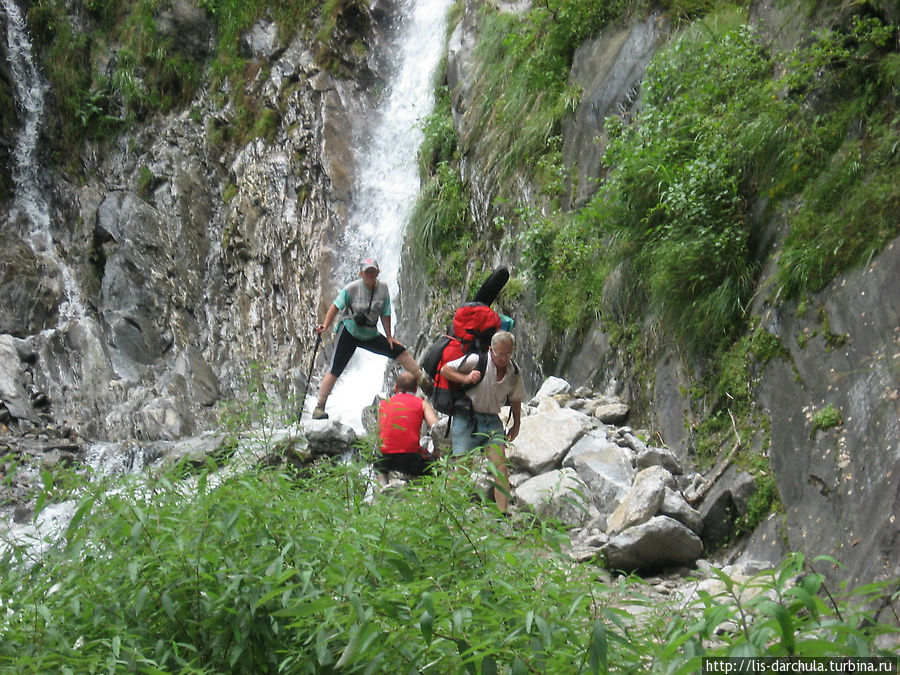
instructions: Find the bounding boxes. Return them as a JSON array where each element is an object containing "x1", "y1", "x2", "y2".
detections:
[
  {"x1": 312, "y1": 406, "x2": 329, "y2": 420},
  {"x1": 417, "y1": 372, "x2": 434, "y2": 396}
]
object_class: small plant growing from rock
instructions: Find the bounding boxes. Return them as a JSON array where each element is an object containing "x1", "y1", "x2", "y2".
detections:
[{"x1": 810, "y1": 403, "x2": 842, "y2": 436}]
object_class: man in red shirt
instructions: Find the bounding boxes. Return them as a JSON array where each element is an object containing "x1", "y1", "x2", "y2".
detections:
[{"x1": 376, "y1": 371, "x2": 439, "y2": 487}]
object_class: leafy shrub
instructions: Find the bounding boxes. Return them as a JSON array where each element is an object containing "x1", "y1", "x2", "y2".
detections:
[
  {"x1": 418, "y1": 85, "x2": 457, "y2": 177},
  {"x1": 655, "y1": 552, "x2": 899, "y2": 666},
  {"x1": 410, "y1": 160, "x2": 472, "y2": 283},
  {"x1": 774, "y1": 17, "x2": 900, "y2": 298},
  {"x1": 1, "y1": 459, "x2": 895, "y2": 672},
  {"x1": 510, "y1": 10, "x2": 899, "y2": 354}
]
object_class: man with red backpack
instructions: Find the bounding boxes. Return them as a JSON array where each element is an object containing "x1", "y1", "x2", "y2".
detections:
[{"x1": 440, "y1": 331, "x2": 524, "y2": 514}]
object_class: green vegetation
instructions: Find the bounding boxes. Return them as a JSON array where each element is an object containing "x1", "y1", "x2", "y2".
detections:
[
  {"x1": 420, "y1": 2, "x2": 898, "y2": 349},
  {"x1": 810, "y1": 403, "x2": 842, "y2": 435},
  {"x1": 412, "y1": 83, "x2": 475, "y2": 288},
  {"x1": 416, "y1": 1, "x2": 898, "y2": 533},
  {"x1": 0, "y1": 374, "x2": 894, "y2": 670},
  {"x1": 27, "y1": 0, "x2": 204, "y2": 153},
  {"x1": 24, "y1": 0, "x2": 369, "y2": 163},
  {"x1": 523, "y1": 13, "x2": 898, "y2": 349},
  {"x1": 1, "y1": 452, "x2": 895, "y2": 672}
]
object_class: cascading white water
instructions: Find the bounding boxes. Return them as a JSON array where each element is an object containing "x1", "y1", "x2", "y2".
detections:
[
  {"x1": 2, "y1": 0, "x2": 86, "y2": 321},
  {"x1": 321, "y1": 0, "x2": 453, "y2": 431}
]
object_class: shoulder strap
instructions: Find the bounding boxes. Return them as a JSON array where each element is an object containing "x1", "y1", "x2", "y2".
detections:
[
  {"x1": 347, "y1": 280, "x2": 377, "y2": 315},
  {"x1": 477, "y1": 350, "x2": 488, "y2": 376},
  {"x1": 365, "y1": 281, "x2": 376, "y2": 313}
]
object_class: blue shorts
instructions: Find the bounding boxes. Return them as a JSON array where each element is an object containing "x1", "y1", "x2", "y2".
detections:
[{"x1": 450, "y1": 412, "x2": 506, "y2": 456}]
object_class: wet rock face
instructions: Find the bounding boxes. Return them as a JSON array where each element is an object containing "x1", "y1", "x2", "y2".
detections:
[
  {"x1": 0, "y1": 7, "x2": 388, "y2": 442},
  {"x1": 757, "y1": 239, "x2": 900, "y2": 587},
  {"x1": 0, "y1": 231, "x2": 61, "y2": 336}
]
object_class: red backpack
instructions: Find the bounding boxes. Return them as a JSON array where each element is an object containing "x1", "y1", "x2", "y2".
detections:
[
  {"x1": 420, "y1": 302, "x2": 501, "y2": 414},
  {"x1": 419, "y1": 267, "x2": 513, "y2": 415}
]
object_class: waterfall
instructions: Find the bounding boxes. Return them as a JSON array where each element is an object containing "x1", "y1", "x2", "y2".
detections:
[
  {"x1": 2, "y1": 0, "x2": 86, "y2": 322},
  {"x1": 321, "y1": 0, "x2": 452, "y2": 431}
]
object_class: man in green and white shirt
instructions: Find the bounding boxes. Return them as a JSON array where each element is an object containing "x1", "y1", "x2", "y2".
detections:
[{"x1": 312, "y1": 258, "x2": 432, "y2": 419}]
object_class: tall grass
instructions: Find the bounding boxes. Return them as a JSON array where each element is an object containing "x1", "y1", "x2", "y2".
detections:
[
  {"x1": 464, "y1": 0, "x2": 622, "y2": 187},
  {"x1": 511, "y1": 11, "x2": 900, "y2": 349},
  {"x1": 1, "y1": 450, "x2": 896, "y2": 673}
]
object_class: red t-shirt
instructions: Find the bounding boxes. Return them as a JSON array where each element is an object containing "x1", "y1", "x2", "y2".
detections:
[{"x1": 379, "y1": 392, "x2": 426, "y2": 455}]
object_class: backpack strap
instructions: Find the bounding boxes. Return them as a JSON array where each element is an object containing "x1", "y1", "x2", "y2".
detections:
[{"x1": 348, "y1": 281, "x2": 377, "y2": 317}]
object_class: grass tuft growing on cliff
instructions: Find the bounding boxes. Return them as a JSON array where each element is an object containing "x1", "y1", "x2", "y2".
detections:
[
  {"x1": 24, "y1": 0, "x2": 366, "y2": 161},
  {"x1": 509, "y1": 11, "x2": 900, "y2": 352},
  {"x1": 465, "y1": 0, "x2": 623, "y2": 187}
]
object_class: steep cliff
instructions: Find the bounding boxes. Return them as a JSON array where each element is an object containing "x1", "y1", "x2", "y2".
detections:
[
  {"x1": 0, "y1": 0, "x2": 393, "y2": 440},
  {"x1": 414, "y1": 0, "x2": 899, "y2": 590}
]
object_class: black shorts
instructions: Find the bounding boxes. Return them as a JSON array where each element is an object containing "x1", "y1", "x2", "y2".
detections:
[
  {"x1": 374, "y1": 452, "x2": 434, "y2": 476},
  {"x1": 327, "y1": 324, "x2": 407, "y2": 377}
]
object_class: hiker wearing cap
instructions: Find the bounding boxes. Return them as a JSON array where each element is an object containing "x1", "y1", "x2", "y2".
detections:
[
  {"x1": 440, "y1": 331, "x2": 524, "y2": 514},
  {"x1": 375, "y1": 371, "x2": 440, "y2": 487},
  {"x1": 312, "y1": 258, "x2": 433, "y2": 419}
]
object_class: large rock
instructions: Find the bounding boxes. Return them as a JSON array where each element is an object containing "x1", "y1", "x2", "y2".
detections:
[
  {"x1": 515, "y1": 468, "x2": 593, "y2": 527},
  {"x1": 603, "y1": 515, "x2": 704, "y2": 571},
  {"x1": 606, "y1": 465, "x2": 676, "y2": 535},
  {"x1": 302, "y1": 419, "x2": 357, "y2": 456},
  {"x1": 174, "y1": 346, "x2": 219, "y2": 407},
  {"x1": 0, "y1": 233, "x2": 61, "y2": 337},
  {"x1": 757, "y1": 236, "x2": 900, "y2": 587},
  {"x1": 562, "y1": 430, "x2": 634, "y2": 515},
  {"x1": 528, "y1": 375, "x2": 571, "y2": 405},
  {"x1": 636, "y1": 445, "x2": 683, "y2": 475},
  {"x1": 660, "y1": 487, "x2": 703, "y2": 536},
  {"x1": 698, "y1": 466, "x2": 758, "y2": 547},
  {"x1": 0, "y1": 335, "x2": 38, "y2": 423},
  {"x1": 508, "y1": 407, "x2": 593, "y2": 473}
]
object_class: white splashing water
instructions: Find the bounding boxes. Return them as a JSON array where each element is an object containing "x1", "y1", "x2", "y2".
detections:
[
  {"x1": 323, "y1": 0, "x2": 452, "y2": 431},
  {"x1": 3, "y1": 0, "x2": 86, "y2": 321}
]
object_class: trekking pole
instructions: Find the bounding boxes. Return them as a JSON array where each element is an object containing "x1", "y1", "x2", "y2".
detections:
[{"x1": 298, "y1": 331, "x2": 322, "y2": 420}]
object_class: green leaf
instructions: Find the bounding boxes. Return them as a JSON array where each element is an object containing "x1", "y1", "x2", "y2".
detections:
[
  {"x1": 133, "y1": 585, "x2": 149, "y2": 616},
  {"x1": 481, "y1": 654, "x2": 498, "y2": 675},
  {"x1": 66, "y1": 495, "x2": 96, "y2": 538},
  {"x1": 786, "y1": 585, "x2": 820, "y2": 622},
  {"x1": 129, "y1": 519, "x2": 143, "y2": 544},
  {"x1": 272, "y1": 595, "x2": 332, "y2": 618},
  {"x1": 335, "y1": 623, "x2": 381, "y2": 669},
  {"x1": 420, "y1": 610, "x2": 434, "y2": 644},
  {"x1": 760, "y1": 601, "x2": 796, "y2": 654},
  {"x1": 456, "y1": 639, "x2": 478, "y2": 675},
  {"x1": 390, "y1": 557, "x2": 415, "y2": 582},
  {"x1": 589, "y1": 619, "x2": 608, "y2": 674},
  {"x1": 534, "y1": 614, "x2": 552, "y2": 650},
  {"x1": 510, "y1": 657, "x2": 528, "y2": 675},
  {"x1": 161, "y1": 591, "x2": 175, "y2": 620}
]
